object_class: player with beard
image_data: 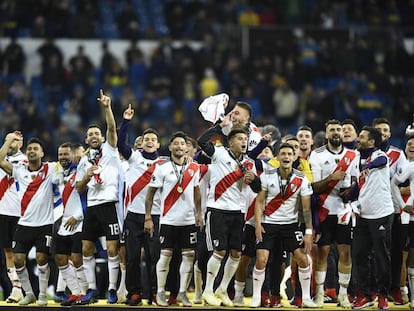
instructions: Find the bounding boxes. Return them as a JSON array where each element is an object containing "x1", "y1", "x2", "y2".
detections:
[
  {"x1": 75, "y1": 90, "x2": 122, "y2": 304},
  {"x1": 373, "y1": 117, "x2": 408, "y2": 305},
  {"x1": 309, "y1": 119, "x2": 360, "y2": 308}
]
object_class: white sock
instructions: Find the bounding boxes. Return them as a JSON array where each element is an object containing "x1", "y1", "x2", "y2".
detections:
[
  {"x1": 37, "y1": 263, "x2": 50, "y2": 296},
  {"x1": 217, "y1": 256, "x2": 240, "y2": 291},
  {"x1": 107, "y1": 255, "x2": 120, "y2": 291},
  {"x1": 234, "y1": 280, "x2": 245, "y2": 298},
  {"x1": 407, "y1": 267, "x2": 414, "y2": 301},
  {"x1": 117, "y1": 262, "x2": 127, "y2": 294},
  {"x1": 7, "y1": 266, "x2": 21, "y2": 289},
  {"x1": 156, "y1": 250, "x2": 173, "y2": 293},
  {"x1": 299, "y1": 265, "x2": 312, "y2": 300},
  {"x1": 179, "y1": 250, "x2": 195, "y2": 293},
  {"x1": 315, "y1": 270, "x2": 326, "y2": 295},
  {"x1": 204, "y1": 253, "x2": 223, "y2": 292},
  {"x1": 252, "y1": 267, "x2": 265, "y2": 300},
  {"x1": 83, "y1": 256, "x2": 97, "y2": 290},
  {"x1": 56, "y1": 270, "x2": 66, "y2": 292},
  {"x1": 74, "y1": 265, "x2": 89, "y2": 294},
  {"x1": 16, "y1": 266, "x2": 33, "y2": 295},
  {"x1": 338, "y1": 272, "x2": 351, "y2": 296},
  {"x1": 59, "y1": 264, "x2": 80, "y2": 295},
  {"x1": 194, "y1": 262, "x2": 203, "y2": 296}
]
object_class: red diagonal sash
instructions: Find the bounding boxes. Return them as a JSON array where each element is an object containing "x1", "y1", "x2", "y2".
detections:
[
  {"x1": 163, "y1": 163, "x2": 198, "y2": 216},
  {"x1": 387, "y1": 150, "x2": 400, "y2": 167},
  {"x1": 0, "y1": 175, "x2": 14, "y2": 201},
  {"x1": 199, "y1": 164, "x2": 208, "y2": 181},
  {"x1": 319, "y1": 150, "x2": 356, "y2": 222},
  {"x1": 62, "y1": 173, "x2": 76, "y2": 209},
  {"x1": 245, "y1": 197, "x2": 256, "y2": 221},
  {"x1": 264, "y1": 176, "x2": 303, "y2": 216},
  {"x1": 126, "y1": 159, "x2": 165, "y2": 207},
  {"x1": 214, "y1": 161, "x2": 253, "y2": 201},
  {"x1": 21, "y1": 163, "x2": 49, "y2": 216}
]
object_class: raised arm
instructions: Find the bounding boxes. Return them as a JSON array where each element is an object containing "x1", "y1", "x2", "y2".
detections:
[
  {"x1": 97, "y1": 89, "x2": 117, "y2": 148},
  {"x1": 0, "y1": 131, "x2": 22, "y2": 175},
  {"x1": 117, "y1": 104, "x2": 134, "y2": 160}
]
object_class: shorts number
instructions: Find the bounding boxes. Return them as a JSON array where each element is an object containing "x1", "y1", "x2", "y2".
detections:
[
  {"x1": 45, "y1": 235, "x2": 52, "y2": 247},
  {"x1": 295, "y1": 231, "x2": 303, "y2": 243},
  {"x1": 109, "y1": 223, "x2": 120, "y2": 236},
  {"x1": 190, "y1": 232, "x2": 197, "y2": 245}
]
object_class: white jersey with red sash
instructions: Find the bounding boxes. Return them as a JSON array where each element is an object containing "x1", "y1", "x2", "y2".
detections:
[
  {"x1": 53, "y1": 163, "x2": 85, "y2": 236},
  {"x1": 385, "y1": 146, "x2": 408, "y2": 213},
  {"x1": 0, "y1": 151, "x2": 27, "y2": 217},
  {"x1": 260, "y1": 168, "x2": 312, "y2": 224},
  {"x1": 124, "y1": 151, "x2": 168, "y2": 215},
  {"x1": 309, "y1": 145, "x2": 359, "y2": 220},
  {"x1": 391, "y1": 159, "x2": 414, "y2": 222},
  {"x1": 150, "y1": 161, "x2": 200, "y2": 226},
  {"x1": 358, "y1": 149, "x2": 394, "y2": 219},
  {"x1": 206, "y1": 146, "x2": 256, "y2": 212},
  {"x1": 12, "y1": 161, "x2": 56, "y2": 227},
  {"x1": 76, "y1": 142, "x2": 121, "y2": 207}
]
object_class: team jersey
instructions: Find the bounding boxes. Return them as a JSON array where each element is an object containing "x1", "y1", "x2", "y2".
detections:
[
  {"x1": 124, "y1": 151, "x2": 167, "y2": 215},
  {"x1": 12, "y1": 161, "x2": 56, "y2": 227},
  {"x1": 150, "y1": 160, "x2": 200, "y2": 226},
  {"x1": 0, "y1": 151, "x2": 27, "y2": 217},
  {"x1": 385, "y1": 146, "x2": 408, "y2": 213},
  {"x1": 358, "y1": 149, "x2": 394, "y2": 219},
  {"x1": 76, "y1": 142, "x2": 121, "y2": 207},
  {"x1": 206, "y1": 146, "x2": 256, "y2": 212},
  {"x1": 391, "y1": 159, "x2": 414, "y2": 222},
  {"x1": 260, "y1": 168, "x2": 312, "y2": 225},
  {"x1": 53, "y1": 163, "x2": 86, "y2": 236},
  {"x1": 309, "y1": 145, "x2": 359, "y2": 215},
  {"x1": 222, "y1": 122, "x2": 262, "y2": 151}
]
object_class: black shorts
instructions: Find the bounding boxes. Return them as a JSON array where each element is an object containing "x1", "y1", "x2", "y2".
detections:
[
  {"x1": 82, "y1": 202, "x2": 120, "y2": 241},
  {"x1": 317, "y1": 215, "x2": 352, "y2": 246},
  {"x1": 205, "y1": 208, "x2": 244, "y2": 252},
  {"x1": 407, "y1": 221, "x2": 414, "y2": 249},
  {"x1": 54, "y1": 232, "x2": 83, "y2": 255},
  {"x1": 242, "y1": 223, "x2": 256, "y2": 258},
  {"x1": 256, "y1": 222, "x2": 304, "y2": 253},
  {"x1": 0, "y1": 214, "x2": 19, "y2": 248},
  {"x1": 13, "y1": 224, "x2": 53, "y2": 255},
  {"x1": 159, "y1": 224, "x2": 197, "y2": 249},
  {"x1": 401, "y1": 223, "x2": 409, "y2": 251}
]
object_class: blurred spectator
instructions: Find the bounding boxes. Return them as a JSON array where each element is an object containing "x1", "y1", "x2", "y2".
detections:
[
  {"x1": 37, "y1": 38, "x2": 64, "y2": 71},
  {"x1": 356, "y1": 82, "x2": 384, "y2": 125},
  {"x1": 60, "y1": 101, "x2": 82, "y2": 135},
  {"x1": 238, "y1": 5, "x2": 259, "y2": 26},
  {"x1": 116, "y1": 1, "x2": 140, "y2": 39},
  {"x1": 8, "y1": 78, "x2": 25, "y2": 104},
  {"x1": 101, "y1": 41, "x2": 115, "y2": 77},
  {"x1": 68, "y1": 45, "x2": 94, "y2": 90},
  {"x1": 165, "y1": 1, "x2": 187, "y2": 39},
  {"x1": 41, "y1": 53, "x2": 66, "y2": 106},
  {"x1": 3, "y1": 37, "x2": 25, "y2": 75},
  {"x1": 200, "y1": 68, "x2": 219, "y2": 98},
  {"x1": 125, "y1": 39, "x2": 144, "y2": 67},
  {"x1": 71, "y1": 1, "x2": 95, "y2": 38},
  {"x1": 273, "y1": 78, "x2": 298, "y2": 132}
]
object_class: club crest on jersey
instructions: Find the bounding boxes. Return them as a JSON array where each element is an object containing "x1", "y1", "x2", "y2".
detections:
[
  {"x1": 335, "y1": 159, "x2": 340, "y2": 164},
  {"x1": 147, "y1": 163, "x2": 152, "y2": 168}
]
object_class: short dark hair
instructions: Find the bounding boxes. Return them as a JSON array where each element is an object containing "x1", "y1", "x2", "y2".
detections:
[
  {"x1": 27, "y1": 137, "x2": 45, "y2": 151},
  {"x1": 361, "y1": 126, "x2": 382, "y2": 147},
  {"x1": 169, "y1": 131, "x2": 188, "y2": 144},
  {"x1": 282, "y1": 134, "x2": 298, "y2": 143},
  {"x1": 143, "y1": 128, "x2": 160, "y2": 140},
  {"x1": 297, "y1": 125, "x2": 313, "y2": 135},
  {"x1": 262, "y1": 124, "x2": 281, "y2": 141},
  {"x1": 325, "y1": 119, "x2": 341, "y2": 128},
  {"x1": 187, "y1": 136, "x2": 198, "y2": 149},
  {"x1": 235, "y1": 101, "x2": 252, "y2": 119},
  {"x1": 277, "y1": 142, "x2": 295, "y2": 154},
  {"x1": 372, "y1": 118, "x2": 391, "y2": 127},
  {"x1": 342, "y1": 119, "x2": 358, "y2": 132},
  {"x1": 59, "y1": 142, "x2": 73, "y2": 149},
  {"x1": 228, "y1": 125, "x2": 249, "y2": 141}
]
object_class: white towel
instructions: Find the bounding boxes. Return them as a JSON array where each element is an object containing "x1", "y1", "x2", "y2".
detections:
[{"x1": 198, "y1": 93, "x2": 229, "y2": 123}]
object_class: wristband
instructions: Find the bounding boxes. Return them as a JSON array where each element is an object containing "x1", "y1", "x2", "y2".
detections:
[{"x1": 305, "y1": 229, "x2": 313, "y2": 235}]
